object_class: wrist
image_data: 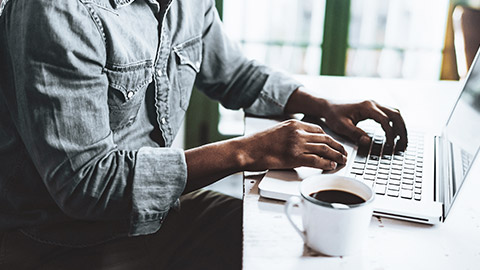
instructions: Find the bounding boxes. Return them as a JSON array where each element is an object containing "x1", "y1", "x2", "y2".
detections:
[
  {"x1": 231, "y1": 137, "x2": 256, "y2": 171},
  {"x1": 285, "y1": 87, "x2": 332, "y2": 118}
]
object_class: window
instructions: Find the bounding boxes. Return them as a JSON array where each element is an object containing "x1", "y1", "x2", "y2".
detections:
[{"x1": 347, "y1": 0, "x2": 450, "y2": 79}]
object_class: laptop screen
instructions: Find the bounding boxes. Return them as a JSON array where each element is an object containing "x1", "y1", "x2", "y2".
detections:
[{"x1": 443, "y1": 49, "x2": 480, "y2": 217}]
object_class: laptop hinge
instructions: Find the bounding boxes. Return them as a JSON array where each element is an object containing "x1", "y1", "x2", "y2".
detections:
[{"x1": 435, "y1": 135, "x2": 451, "y2": 220}]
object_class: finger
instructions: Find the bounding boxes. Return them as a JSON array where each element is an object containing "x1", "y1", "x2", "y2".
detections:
[
  {"x1": 305, "y1": 143, "x2": 347, "y2": 165},
  {"x1": 377, "y1": 105, "x2": 408, "y2": 149},
  {"x1": 337, "y1": 118, "x2": 371, "y2": 146},
  {"x1": 365, "y1": 105, "x2": 396, "y2": 146},
  {"x1": 296, "y1": 120, "x2": 326, "y2": 134},
  {"x1": 304, "y1": 133, "x2": 347, "y2": 156},
  {"x1": 300, "y1": 154, "x2": 338, "y2": 170}
]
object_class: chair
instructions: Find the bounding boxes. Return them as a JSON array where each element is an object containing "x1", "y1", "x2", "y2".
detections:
[{"x1": 452, "y1": 5, "x2": 480, "y2": 78}]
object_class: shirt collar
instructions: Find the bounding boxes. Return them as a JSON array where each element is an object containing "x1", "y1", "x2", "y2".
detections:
[
  {"x1": 112, "y1": 0, "x2": 136, "y2": 9},
  {"x1": 112, "y1": 0, "x2": 170, "y2": 12}
]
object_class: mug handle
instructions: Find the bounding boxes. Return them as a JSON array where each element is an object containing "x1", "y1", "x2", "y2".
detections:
[{"x1": 284, "y1": 196, "x2": 306, "y2": 242}]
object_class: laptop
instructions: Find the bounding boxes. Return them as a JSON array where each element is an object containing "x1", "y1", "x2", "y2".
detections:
[{"x1": 258, "y1": 50, "x2": 480, "y2": 225}]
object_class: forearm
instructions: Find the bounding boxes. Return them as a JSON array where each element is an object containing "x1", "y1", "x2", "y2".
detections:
[
  {"x1": 184, "y1": 138, "x2": 250, "y2": 193},
  {"x1": 284, "y1": 87, "x2": 332, "y2": 117}
]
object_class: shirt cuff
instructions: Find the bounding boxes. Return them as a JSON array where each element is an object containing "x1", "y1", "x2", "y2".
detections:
[
  {"x1": 129, "y1": 147, "x2": 187, "y2": 236},
  {"x1": 244, "y1": 71, "x2": 303, "y2": 116}
]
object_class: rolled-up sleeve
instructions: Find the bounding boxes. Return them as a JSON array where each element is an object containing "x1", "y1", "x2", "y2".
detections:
[
  {"x1": 131, "y1": 147, "x2": 186, "y2": 235},
  {"x1": 195, "y1": 0, "x2": 303, "y2": 116},
  {"x1": 3, "y1": 0, "x2": 186, "y2": 236}
]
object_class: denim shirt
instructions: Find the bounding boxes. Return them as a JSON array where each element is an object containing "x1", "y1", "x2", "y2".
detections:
[{"x1": 0, "y1": 0, "x2": 301, "y2": 246}]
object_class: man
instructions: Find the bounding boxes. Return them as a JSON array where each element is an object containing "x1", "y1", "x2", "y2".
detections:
[{"x1": 0, "y1": 0, "x2": 407, "y2": 269}]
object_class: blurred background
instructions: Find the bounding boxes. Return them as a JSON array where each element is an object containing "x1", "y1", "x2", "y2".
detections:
[{"x1": 181, "y1": 0, "x2": 480, "y2": 197}]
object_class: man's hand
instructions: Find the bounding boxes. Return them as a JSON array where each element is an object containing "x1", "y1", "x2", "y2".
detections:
[
  {"x1": 240, "y1": 119, "x2": 347, "y2": 171},
  {"x1": 323, "y1": 100, "x2": 408, "y2": 149},
  {"x1": 184, "y1": 119, "x2": 347, "y2": 193},
  {"x1": 285, "y1": 88, "x2": 408, "y2": 150}
]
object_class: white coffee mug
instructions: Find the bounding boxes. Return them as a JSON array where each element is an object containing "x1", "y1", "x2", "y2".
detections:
[{"x1": 284, "y1": 175, "x2": 374, "y2": 256}]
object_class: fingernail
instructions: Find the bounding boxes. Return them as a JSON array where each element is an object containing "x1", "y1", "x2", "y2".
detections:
[
  {"x1": 360, "y1": 136, "x2": 370, "y2": 145},
  {"x1": 342, "y1": 155, "x2": 347, "y2": 164},
  {"x1": 331, "y1": 161, "x2": 337, "y2": 169}
]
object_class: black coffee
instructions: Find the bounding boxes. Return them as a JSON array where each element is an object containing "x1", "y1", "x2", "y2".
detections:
[{"x1": 309, "y1": 189, "x2": 366, "y2": 205}]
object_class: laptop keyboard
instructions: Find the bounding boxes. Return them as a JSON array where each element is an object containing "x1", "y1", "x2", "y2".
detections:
[{"x1": 349, "y1": 125, "x2": 424, "y2": 201}]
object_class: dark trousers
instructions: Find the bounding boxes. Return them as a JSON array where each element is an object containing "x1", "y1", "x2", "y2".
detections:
[{"x1": 0, "y1": 190, "x2": 242, "y2": 270}]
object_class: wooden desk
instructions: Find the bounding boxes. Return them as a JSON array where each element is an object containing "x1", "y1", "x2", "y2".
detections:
[{"x1": 242, "y1": 75, "x2": 480, "y2": 269}]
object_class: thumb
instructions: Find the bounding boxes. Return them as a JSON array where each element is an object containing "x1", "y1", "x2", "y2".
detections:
[{"x1": 338, "y1": 119, "x2": 371, "y2": 145}]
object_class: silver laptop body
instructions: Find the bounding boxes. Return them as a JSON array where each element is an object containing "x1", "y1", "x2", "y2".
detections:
[{"x1": 258, "y1": 50, "x2": 480, "y2": 224}]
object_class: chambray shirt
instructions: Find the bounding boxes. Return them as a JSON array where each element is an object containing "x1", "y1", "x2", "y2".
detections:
[{"x1": 0, "y1": 0, "x2": 301, "y2": 246}]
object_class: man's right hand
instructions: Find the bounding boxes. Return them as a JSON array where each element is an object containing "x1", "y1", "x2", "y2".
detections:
[
  {"x1": 184, "y1": 119, "x2": 347, "y2": 193},
  {"x1": 239, "y1": 119, "x2": 347, "y2": 171}
]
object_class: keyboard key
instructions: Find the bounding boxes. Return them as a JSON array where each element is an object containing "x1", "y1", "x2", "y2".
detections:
[
  {"x1": 363, "y1": 175, "x2": 375, "y2": 181},
  {"x1": 402, "y1": 184, "x2": 413, "y2": 190},
  {"x1": 393, "y1": 156, "x2": 404, "y2": 161},
  {"x1": 387, "y1": 189, "x2": 400, "y2": 197},
  {"x1": 414, "y1": 188, "x2": 422, "y2": 194},
  {"x1": 392, "y1": 160, "x2": 403, "y2": 166},
  {"x1": 350, "y1": 170, "x2": 363, "y2": 176},
  {"x1": 414, "y1": 194, "x2": 421, "y2": 201},
  {"x1": 389, "y1": 180, "x2": 401, "y2": 186},
  {"x1": 381, "y1": 155, "x2": 392, "y2": 160},
  {"x1": 379, "y1": 164, "x2": 390, "y2": 170},
  {"x1": 388, "y1": 185, "x2": 400, "y2": 191},
  {"x1": 377, "y1": 174, "x2": 388, "y2": 180},
  {"x1": 402, "y1": 179, "x2": 414, "y2": 185},
  {"x1": 401, "y1": 189, "x2": 413, "y2": 199},
  {"x1": 380, "y1": 159, "x2": 391, "y2": 165},
  {"x1": 366, "y1": 165, "x2": 378, "y2": 171},
  {"x1": 368, "y1": 160, "x2": 379, "y2": 165},
  {"x1": 390, "y1": 175, "x2": 401, "y2": 181},
  {"x1": 404, "y1": 165, "x2": 415, "y2": 170},
  {"x1": 355, "y1": 155, "x2": 367, "y2": 164},
  {"x1": 375, "y1": 184, "x2": 387, "y2": 195},
  {"x1": 377, "y1": 170, "x2": 389, "y2": 175},
  {"x1": 405, "y1": 160, "x2": 415, "y2": 166},
  {"x1": 391, "y1": 166, "x2": 402, "y2": 171},
  {"x1": 415, "y1": 182, "x2": 422, "y2": 189},
  {"x1": 391, "y1": 171, "x2": 402, "y2": 176},
  {"x1": 352, "y1": 163, "x2": 365, "y2": 169},
  {"x1": 376, "y1": 179, "x2": 388, "y2": 185},
  {"x1": 369, "y1": 155, "x2": 379, "y2": 161}
]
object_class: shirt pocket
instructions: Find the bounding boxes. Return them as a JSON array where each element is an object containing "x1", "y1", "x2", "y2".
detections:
[
  {"x1": 104, "y1": 66, "x2": 153, "y2": 131},
  {"x1": 172, "y1": 36, "x2": 202, "y2": 111}
]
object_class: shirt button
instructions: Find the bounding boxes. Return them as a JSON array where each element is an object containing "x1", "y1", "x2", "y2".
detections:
[
  {"x1": 126, "y1": 91, "x2": 134, "y2": 99},
  {"x1": 161, "y1": 117, "x2": 166, "y2": 125}
]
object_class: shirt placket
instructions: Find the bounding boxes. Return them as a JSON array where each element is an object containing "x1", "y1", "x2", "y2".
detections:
[{"x1": 153, "y1": 2, "x2": 173, "y2": 147}]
